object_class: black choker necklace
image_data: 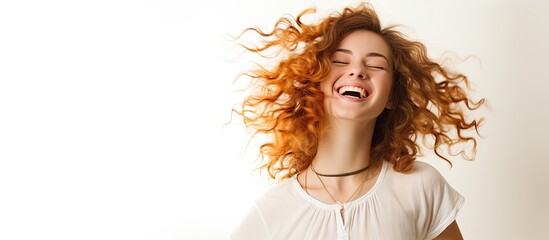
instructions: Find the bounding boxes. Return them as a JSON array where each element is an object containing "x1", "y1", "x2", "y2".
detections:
[{"x1": 311, "y1": 164, "x2": 370, "y2": 177}]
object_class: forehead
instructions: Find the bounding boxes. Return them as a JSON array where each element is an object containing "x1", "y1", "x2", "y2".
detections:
[{"x1": 336, "y1": 30, "x2": 392, "y2": 58}]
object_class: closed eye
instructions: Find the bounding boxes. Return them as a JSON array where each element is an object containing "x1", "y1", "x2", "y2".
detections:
[
  {"x1": 331, "y1": 60, "x2": 348, "y2": 64},
  {"x1": 368, "y1": 65, "x2": 385, "y2": 70}
]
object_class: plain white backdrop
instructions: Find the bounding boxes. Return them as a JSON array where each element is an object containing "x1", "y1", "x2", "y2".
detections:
[{"x1": 0, "y1": 0, "x2": 548, "y2": 239}]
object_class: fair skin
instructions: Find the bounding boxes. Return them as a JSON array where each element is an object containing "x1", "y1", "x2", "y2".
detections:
[{"x1": 296, "y1": 30, "x2": 463, "y2": 239}]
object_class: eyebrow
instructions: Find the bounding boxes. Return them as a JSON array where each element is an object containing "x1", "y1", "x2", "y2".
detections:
[{"x1": 334, "y1": 48, "x2": 391, "y2": 65}]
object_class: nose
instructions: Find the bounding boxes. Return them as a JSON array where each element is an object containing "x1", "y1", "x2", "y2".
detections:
[
  {"x1": 349, "y1": 69, "x2": 366, "y2": 80},
  {"x1": 347, "y1": 63, "x2": 367, "y2": 79}
]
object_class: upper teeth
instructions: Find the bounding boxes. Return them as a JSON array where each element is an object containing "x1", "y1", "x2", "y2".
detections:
[{"x1": 338, "y1": 86, "x2": 367, "y2": 98}]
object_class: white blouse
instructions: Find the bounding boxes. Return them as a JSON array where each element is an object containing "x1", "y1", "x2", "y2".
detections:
[{"x1": 230, "y1": 161, "x2": 464, "y2": 240}]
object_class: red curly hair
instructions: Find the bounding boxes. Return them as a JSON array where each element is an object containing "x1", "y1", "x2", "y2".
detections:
[{"x1": 235, "y1": 3, "x2": 485, "y2": 180}]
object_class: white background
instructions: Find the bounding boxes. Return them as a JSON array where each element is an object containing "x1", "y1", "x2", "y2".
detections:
[{"x1": 0, "y1": 0, "x2": 548, "y2": 239}]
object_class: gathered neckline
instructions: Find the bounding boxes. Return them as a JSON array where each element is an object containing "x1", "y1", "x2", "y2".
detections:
[{"x1": 292, "y1": 160, "x2": 388, "y2": 211}]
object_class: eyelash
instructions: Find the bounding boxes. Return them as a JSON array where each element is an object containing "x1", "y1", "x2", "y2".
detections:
[
  {"x1": 331, "y1": 61, "x2": 385, "y2": 70},
  {"x1": 368, "y1": 66, "x2": 385, "y2": 70}
]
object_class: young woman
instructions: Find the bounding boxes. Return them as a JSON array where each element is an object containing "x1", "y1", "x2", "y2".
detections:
[{"x1": 231, "y1": 3, "x2": 484, "y2": 240}]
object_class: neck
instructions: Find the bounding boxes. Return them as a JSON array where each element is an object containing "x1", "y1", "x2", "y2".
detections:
[{"x1": 312, "y1": 117, "x2": 376, "y2": 179}]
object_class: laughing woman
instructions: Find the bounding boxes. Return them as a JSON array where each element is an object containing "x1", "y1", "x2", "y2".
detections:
[{"x1": 231, "y1": 3, "x2": 484, "y2": 240}]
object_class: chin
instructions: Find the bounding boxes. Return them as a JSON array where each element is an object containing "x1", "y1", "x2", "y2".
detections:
[{"x1": 327, "y1": 111, "x2": 377, "y2": 122}]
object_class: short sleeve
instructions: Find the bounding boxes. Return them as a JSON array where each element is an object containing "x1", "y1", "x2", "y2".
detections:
[
  {"x1": 417, "y1": 163, "x2": 465, "y2": 240},
  {"x1": 230, "y1": 203, "x2": 269, "y2": 240}
]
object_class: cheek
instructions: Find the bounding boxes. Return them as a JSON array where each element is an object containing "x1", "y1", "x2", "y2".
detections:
[
  {"x1": 320, "y1": 72, "x2": 340, "y2": 93},
  {"x1": 374, "y1": 76, "x2": 394, "y2": 97}
]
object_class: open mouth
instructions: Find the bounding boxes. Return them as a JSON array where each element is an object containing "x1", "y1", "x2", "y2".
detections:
[{"x1": 338, "y1": 86, "x2": 369, "y2": 99}]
